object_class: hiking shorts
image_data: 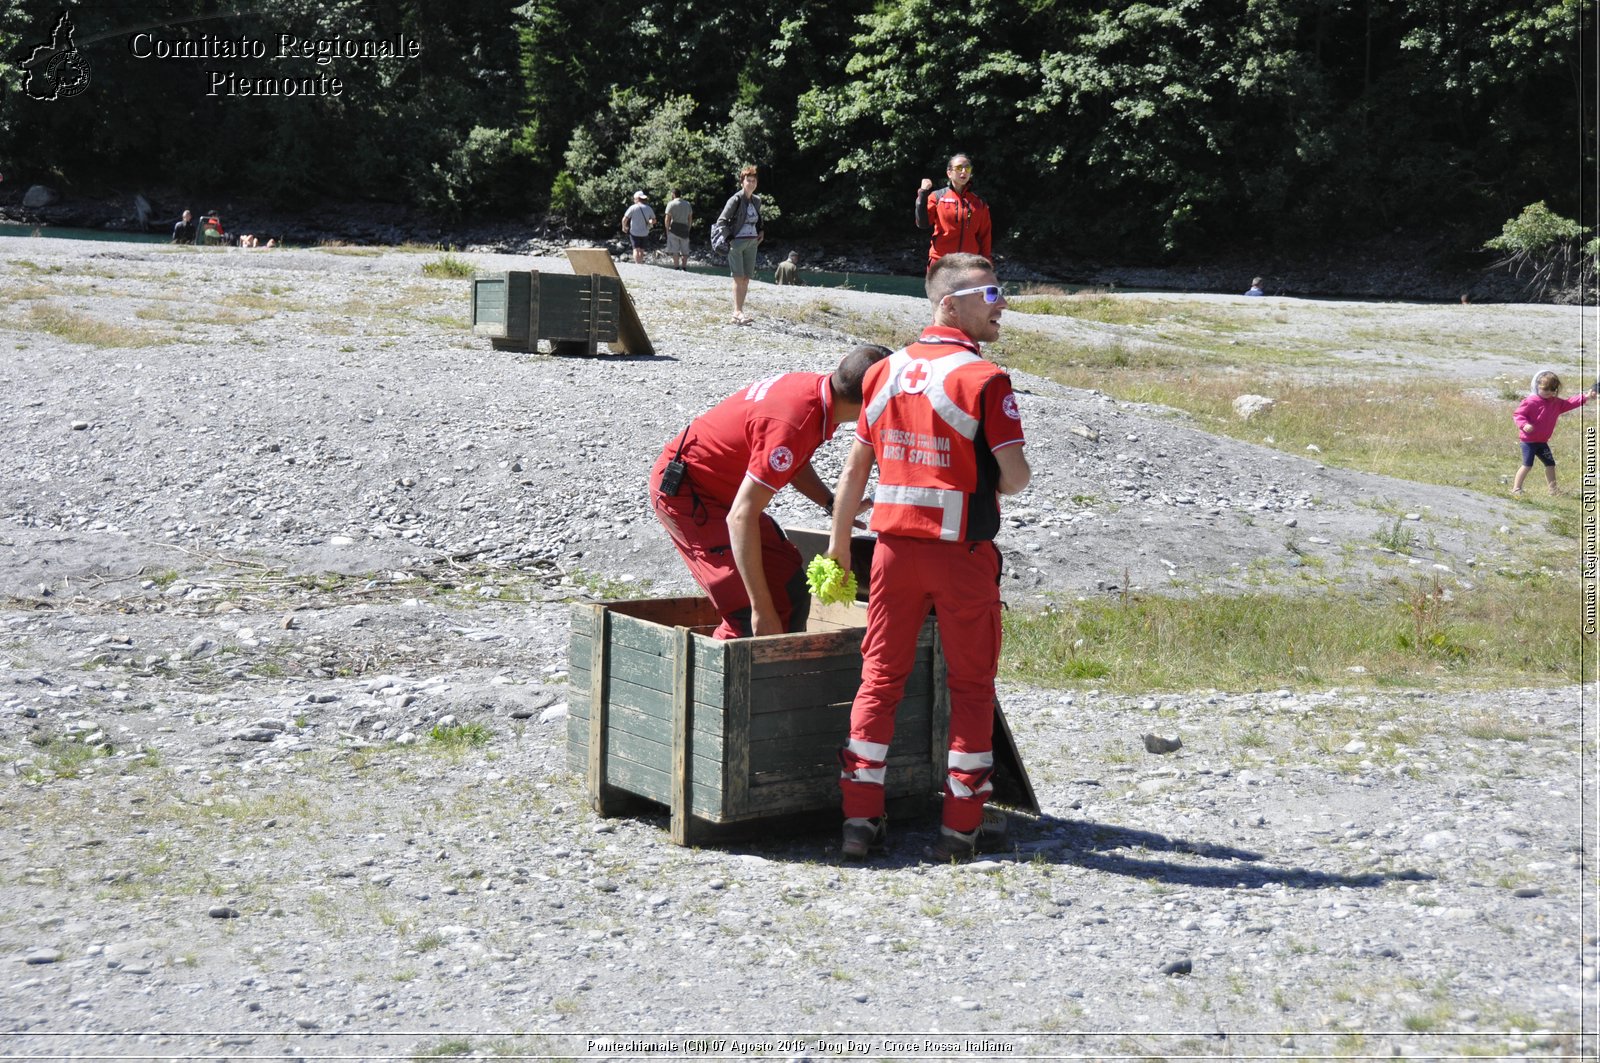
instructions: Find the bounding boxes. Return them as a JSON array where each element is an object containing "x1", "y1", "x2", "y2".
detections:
[{"x1": 728, "y1": 236, "x2": 759, "y2": 278}]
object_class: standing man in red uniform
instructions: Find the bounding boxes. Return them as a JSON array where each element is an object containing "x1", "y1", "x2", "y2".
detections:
[
  {"x1": 915, "y1": 153, "x2": 992, "y2": 271},
  {"x1": 652, "y1": 345, "x2": 891, "y2": 640},
  {"x1": 826, "y1": 253, "x2": 1030, "y2": 861}
]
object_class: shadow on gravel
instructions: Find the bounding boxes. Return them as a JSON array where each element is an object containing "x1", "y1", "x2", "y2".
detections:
[
  {"x1": 692, "y1": 807, "x2": 1435, "y2": 892},
  {"x1": 1021, "y1": 813, "x2": 1435, "y2": 891}
]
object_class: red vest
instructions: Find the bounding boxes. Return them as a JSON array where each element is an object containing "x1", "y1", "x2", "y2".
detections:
[{"x1": 861, "y1": 332, "x2": 1005, "y2": 542}]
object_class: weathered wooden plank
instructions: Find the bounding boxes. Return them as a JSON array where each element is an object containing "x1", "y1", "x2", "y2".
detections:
[
  {"x1": 599, "y1": 754, "x2": 727, "y2": 819},
  {"x1": 723, "y1": 637, "x2": 751, "y2": 816},
  {"x1": 746, "y1": 699, "x2": 930, "y2": 744},
  {"x1": 586, "y1": 605, "x2": 611, "y2": 815},
  {"x1": 748, "y1": 667, "x2": 931, "y2": 714},
  {"x1": 603, "y1": 595, "x2": 720, "y2": 627},
  {"x1": 601, "y1": 726, "x2": 723, "y2": 795},
  {"x1": 747, "y1": 627, "x2": 867, "y2": 666},
  {"x1": 739, "y1": 762, "x2": 937, "y2": 817},
  {"x1": 750, "y1": 719, "x2": 933, "y2": 775},
  {"x1": 671, "y1": 626, "x2": 694, "y2": 846}
]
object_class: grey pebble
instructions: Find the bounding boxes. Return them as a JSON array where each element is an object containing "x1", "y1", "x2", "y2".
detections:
[
  {"x1": 208, "y1": 905, "x2": 240, "y2": 919},
  {"x1": 1143, "y1": 733, "x2": 1182, "y2": 754}
]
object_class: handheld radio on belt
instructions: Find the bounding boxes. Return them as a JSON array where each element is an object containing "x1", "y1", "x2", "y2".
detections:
[{"x1": 659, "y1": 425, "x2": 690, "y2": 495}]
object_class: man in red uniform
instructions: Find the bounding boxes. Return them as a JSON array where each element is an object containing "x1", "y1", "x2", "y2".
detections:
[
  {"x1": 652, "y1": 345, "x2": 891, "y2": 640},
  {"x1": 915, "y1": 153, "x2": 992, "y2": 271},
  {"x1": 826, "y1": 253, "x2": 1030, "y2": 861}
]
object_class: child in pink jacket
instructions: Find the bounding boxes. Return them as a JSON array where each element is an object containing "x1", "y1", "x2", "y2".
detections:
[{"x1": 1513, "y1": 371, "x2": 1595, "y2": 497}]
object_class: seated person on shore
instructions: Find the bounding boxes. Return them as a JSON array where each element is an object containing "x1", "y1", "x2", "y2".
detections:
[
  {"x1": 199, "y1": 212, "x2": 226, "y2": 245},
  {"x1": 774, "y1": 251, "x2": 802, "y2": 285},
  {"x1": 1245, "y1": 276, "x2": 1265, "y2": 296},
  {"x1": 172, "y1": 210, "x2": 196, "y2": 244},
  {"x1": 239, "y1": 234, "x2": 258, "y2": 248}
]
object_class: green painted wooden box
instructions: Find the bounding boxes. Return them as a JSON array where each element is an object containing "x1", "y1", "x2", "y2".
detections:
[
  {"x1": 472, "y1": 270, "x2": 621, "y2": 355},
  {"x1": 568, "y1": 596, "x2": 947, "y2": 843}
]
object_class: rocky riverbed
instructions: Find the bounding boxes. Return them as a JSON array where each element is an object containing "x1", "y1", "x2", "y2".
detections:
[{"x1": 0, "y1": 238, "x2": 1591, "y2": 1060}]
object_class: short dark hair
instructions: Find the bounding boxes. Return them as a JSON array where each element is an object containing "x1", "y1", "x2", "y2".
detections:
[
  {"x1": 947, "y1": 152, "x2": 972, "y2": 169},
  {"x1": 739, "y1": 164, "x2": 758, "y2": 179},
  {"x1": 832, "y1": 344, "x2": 893, "y2": 403},
  {"x1": 926, "y1": 253, "x2": 993, "y2": 302}
]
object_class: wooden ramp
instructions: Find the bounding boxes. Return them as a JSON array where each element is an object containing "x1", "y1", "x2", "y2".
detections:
[{"x1": 564, "y1": 248, "x2": 654, "y2": 356}]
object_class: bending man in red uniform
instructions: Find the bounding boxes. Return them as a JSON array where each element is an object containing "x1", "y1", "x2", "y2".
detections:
[
  {"x1": 915, "y1": 153, "x2": 992, "y2": 272},
  {"x1": 826, "y1": 253, "x2": 1030, "y2": 861},
  {"x1": 652, "y1": 345, "x2": 891, "y2": 640}
]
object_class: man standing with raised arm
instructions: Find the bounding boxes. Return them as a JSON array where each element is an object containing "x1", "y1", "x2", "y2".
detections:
[{"x1": 826, "y1": 253, "x2": 1030, "y2": 862}]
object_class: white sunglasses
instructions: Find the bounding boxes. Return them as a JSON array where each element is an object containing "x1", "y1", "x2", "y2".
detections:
[{"x1": 945, "y1": 284, "x2": 1006, "y2": 303}]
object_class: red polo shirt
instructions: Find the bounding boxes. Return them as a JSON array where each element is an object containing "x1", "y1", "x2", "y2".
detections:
[{"x1": 663, "y1": 372, "x2": 835, "y2": 505}]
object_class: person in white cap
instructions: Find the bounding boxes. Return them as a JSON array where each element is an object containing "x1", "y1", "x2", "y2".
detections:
[{"x1": 621, "y1": 191, "x2": 657, "y2": 264}]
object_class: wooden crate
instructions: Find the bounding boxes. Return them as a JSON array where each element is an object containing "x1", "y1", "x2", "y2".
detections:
[
  {"x1": 568, "y1": 596, "x2": 947, "y2": 844},
  {"x1": 472, "y1": 270, "x2": 621, "y2": 355}
]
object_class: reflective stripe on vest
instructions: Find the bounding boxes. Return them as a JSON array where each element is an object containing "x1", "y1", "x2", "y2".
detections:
[
  {"x1": 864, "y1": 343, "x2": 986, "y2": 542},
  {"x1": 863, "y1": 348, "x2": 982, "y2": 440},
  {"x1": 874, "y1": 483, "x2": 964, "y2": 541}
]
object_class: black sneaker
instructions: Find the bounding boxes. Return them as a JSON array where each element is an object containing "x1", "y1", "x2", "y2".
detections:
[
  {"x1": 841, "y1": 817, "x2": 887, "y2": 859},
  {"x1": 923, "y1": 808, "x2": 1010, "y2": 863}
]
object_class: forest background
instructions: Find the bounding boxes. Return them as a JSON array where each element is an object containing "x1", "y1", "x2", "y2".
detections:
[{"x1": 0, "y1": 0, "x2": 1593, "y2": 285}]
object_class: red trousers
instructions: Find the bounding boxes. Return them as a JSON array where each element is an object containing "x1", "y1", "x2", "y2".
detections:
[
  {"x1": 651, "y1": 456, "x2": 808, "y2": 640},
  {"x1": 839, "y1": 534, "x2": 1001, "y2": 832}
]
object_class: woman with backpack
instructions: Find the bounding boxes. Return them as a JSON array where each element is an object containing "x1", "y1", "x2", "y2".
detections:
[{"x1": 715, "y1": 164, "x2": 764, "y2": 325}]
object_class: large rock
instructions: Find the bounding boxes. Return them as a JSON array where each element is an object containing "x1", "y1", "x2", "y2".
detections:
[
  {"x1": 22, "y1": 185, "x2": 58, "y2": 209},
  {"x1": 1232, "y1": 394, "x2": 1275, "y2": 421}
]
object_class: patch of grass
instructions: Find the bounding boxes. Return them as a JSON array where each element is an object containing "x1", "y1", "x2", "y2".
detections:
[
  {"x1": 428, "y1": 723, "x2": 492, "y2": 749},
  {"x1": 1009, "y1": 289, "x2": 1237, "y2": 330},
  {"x1": 219, "y1": 291, "x2": 302, "y2": 314},
  {"x1": 1001, "y1": 361, "x2": 1573, "y2": 503},
  {"x1": 1373, "y1": 518, "x2": 1417, "y2": 553},
  {"x1": 26, "y1": 304, "x2": 171, "y2": 348},
  {"x1": 1463, "y1": 716, "x2": 1531, "y2": 742},
  {"x1": 421, "y1": 254, "x2": 475, "y2": 280},
  {"x1": 413, "y1": 1040, "x2": 474, "y2": 1060},
  {"x1": 21, "y1": 737, "x2": 113, "y2": 780},
  {"x1": 1004, "y1": 571, "x2": 1578, "y2": 693},
  {"x1": 566, "y1": 569, "x2": 653, "y2": 601}
]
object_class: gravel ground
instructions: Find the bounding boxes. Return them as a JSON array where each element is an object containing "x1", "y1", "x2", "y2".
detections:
[{"x1": 0, "y1": 239, "x2": 1592, "y2": 1061}]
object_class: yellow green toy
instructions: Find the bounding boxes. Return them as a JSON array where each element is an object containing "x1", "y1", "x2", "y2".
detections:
[{"x1": 806, "y1": 555, "x2": 858, "y2": 605}]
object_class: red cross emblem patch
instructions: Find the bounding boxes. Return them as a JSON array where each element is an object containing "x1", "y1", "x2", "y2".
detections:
[
  {"x1": 769, "y1": 446, "x2": 794, "y2": 473},
  {"x1": 899, "y1": 358, "x2": 933, "y2": 395}
]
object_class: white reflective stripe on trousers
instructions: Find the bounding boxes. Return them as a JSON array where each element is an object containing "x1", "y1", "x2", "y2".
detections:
[
  {"x1": 946, "y1": 749, "x2": 994, "y2": 798},
  {"x1": 848, "y1": 739, "x2": 890, "y2": 762},
  {"x1": 873, "y1": 483, "x2": 964, "y2": 541},
  {"x1": 841, "y1": 738, "x2": 889, "y2": 785}
]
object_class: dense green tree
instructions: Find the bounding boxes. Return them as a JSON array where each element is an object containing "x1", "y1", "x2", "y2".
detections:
[{"x1": 0, "y1": 0, "x2": 1589, "y2": 266}]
